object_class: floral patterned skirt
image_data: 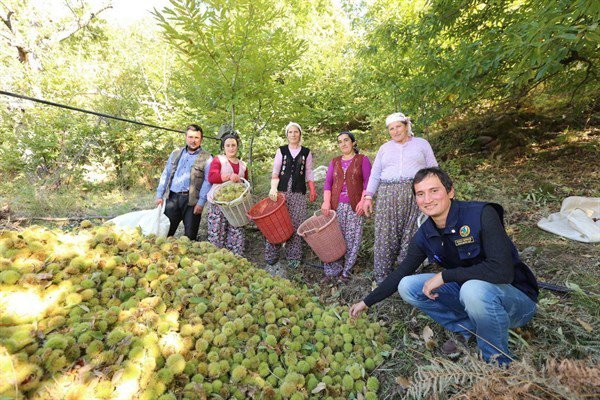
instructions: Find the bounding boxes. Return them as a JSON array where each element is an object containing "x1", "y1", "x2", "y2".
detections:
[
  {"x1": 323, "y1": 202, "x2": 364, "y2": 277},
  {"x1": 373, "y1": 179, "x2": 420, "y2": 283},
  {"x1": 207, "y1": 203, "x2": 245, "y2": 256},
  {"x1": 264, "y1": 181, "x2": 307, "y2": 263}
]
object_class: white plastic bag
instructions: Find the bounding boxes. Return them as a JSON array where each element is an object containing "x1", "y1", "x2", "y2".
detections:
[
  {"x1": 537, "y1": 196, "x2": 600, "y2": 243},
  {"x1": 138, "y1": 205, "x2": 171, "y2": 237},
  {"x1": 106, "y1": 205, "x2": 170, "y2": 237},
  {"x1": 312, "y1": 165, "x2": 329, "y2": 183}
]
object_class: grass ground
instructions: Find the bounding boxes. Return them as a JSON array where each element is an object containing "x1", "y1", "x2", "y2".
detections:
[{"x1": 0, "y1": 109, "x2": 598, "y2": 399}]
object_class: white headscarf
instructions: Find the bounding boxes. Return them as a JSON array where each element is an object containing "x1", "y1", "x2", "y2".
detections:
[
  {"x1": 285, "y1": 122, "x2": 303, "y2": 145},
  {"x1": 385, "y1": 112, "x2": 413, "y2": 136},
  {"x1": 285, "y1": 122, "x2": 302, "y2": 136}
]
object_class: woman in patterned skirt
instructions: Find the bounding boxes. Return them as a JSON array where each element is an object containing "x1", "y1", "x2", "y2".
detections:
[
  {"x1": 266, "y1": 122, "x2": 317, "y2": 269},
  {"x1": 206, "y1": 134, "x2": 248, "y2": 256},
  {"x1": 321, "y1": 132, "x2": 372, "y2": 283},
  {"x1": 363, "y1": 113, "x2": 438, "y2": 284}
]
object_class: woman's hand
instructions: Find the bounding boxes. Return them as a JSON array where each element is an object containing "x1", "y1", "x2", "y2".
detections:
[
  {"x1": 308, "y1": 181, "x2": 317, "y2": 203},
  {"x1": 355, "y1": 200, "x2": 365, "y2": 216},
  {"x1": 269, "y1": 178, "x2": 279, "y2": 201},
  {"x1": 221, "y1": 173, "x2": 231, "y2": 182},
  {"x1": 229, "y1": 173, "x2": 241, "y2": 183},
  {"x1": 349, "y1": 301, "x2": 368, "y2": 318},
  {"x1": 363, "y1": 198, "x2": 373, "y2": 216},
  {"x1": 321, "y1": 202, "x2": 331, "y2": 217}
]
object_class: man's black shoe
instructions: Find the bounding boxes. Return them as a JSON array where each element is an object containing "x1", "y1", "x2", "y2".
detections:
[{"x1": 441, "y1": 335, "x2": 469, "y2": 355}]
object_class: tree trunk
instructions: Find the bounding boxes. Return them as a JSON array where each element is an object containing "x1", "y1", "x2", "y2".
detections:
[
  {"x1": 248, "y1": 128, "x2": 256, "y2": 186},
  {"x1": 231, "y1": 104, "x2": 236, "y2": 130}
]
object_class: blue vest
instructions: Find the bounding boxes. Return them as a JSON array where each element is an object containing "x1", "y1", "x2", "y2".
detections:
[{"x1": 414, "y1": 201, "x2": 539, "y2": 301}]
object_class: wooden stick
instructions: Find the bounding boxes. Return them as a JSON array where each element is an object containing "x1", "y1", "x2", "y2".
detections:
[{"x1": 8, "y1": 216, "x2": 114, "y2": 222}]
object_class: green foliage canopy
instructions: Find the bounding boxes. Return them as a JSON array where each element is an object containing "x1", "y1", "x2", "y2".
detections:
[
  {"x1": 353, "y1": 0, "x2": 599, "y2": 127},
  {"x1": 1, "y1": 0, "x2": 598, "y2": 192},
  {"x1": 154, "y1": 0, "x2": 306, "y2": 131}
]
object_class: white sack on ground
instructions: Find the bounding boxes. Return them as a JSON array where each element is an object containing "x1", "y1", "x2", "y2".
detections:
[
  {"x1": 313, "y1": 165, "x2": 329, "y2": 183},
  {"x1": 537, "y1": 196, "x2": 600, "y2": 243},
  {"x1": 106, "y1": 205, "x2": 170, "y2": 237}
]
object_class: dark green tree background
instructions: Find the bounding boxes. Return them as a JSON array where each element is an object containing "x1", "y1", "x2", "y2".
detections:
[{"x1": 1, "y1": 0, "x2": 597, "y2": 189}]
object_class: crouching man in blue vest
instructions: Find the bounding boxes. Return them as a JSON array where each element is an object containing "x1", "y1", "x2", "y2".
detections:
[{"x1": 350, "y1": 167, "x2": 538, "y2": 365}]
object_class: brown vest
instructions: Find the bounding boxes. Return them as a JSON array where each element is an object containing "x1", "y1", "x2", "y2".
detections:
[
  {"x1": 166, "y1": 147, "x2": 212, "y2": 206},
  {"x1": 331, "y1": 154, "x2": 365, "y2": 212}
]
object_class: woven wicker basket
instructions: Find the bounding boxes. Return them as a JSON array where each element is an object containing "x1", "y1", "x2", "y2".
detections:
[
  {"x1": 297, "y1": 210, "x2": 346, "y2": 263},
  {"x1": 214, "y1": 179, "x2": 253, "y2": 227}
]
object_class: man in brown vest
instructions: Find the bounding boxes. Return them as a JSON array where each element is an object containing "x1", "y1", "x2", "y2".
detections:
[{"x1": 155, "y1": 124, "x2": 213, "y2": 240}]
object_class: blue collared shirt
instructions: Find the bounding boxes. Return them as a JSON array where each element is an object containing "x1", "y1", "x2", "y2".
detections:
[{"x1": 156, "y1": 147, "x2": 213, "y2": 206}]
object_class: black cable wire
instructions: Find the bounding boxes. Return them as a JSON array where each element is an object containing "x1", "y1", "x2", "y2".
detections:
[{"x1": 0, "y1": 90, "x2": 218, "y2": 140}]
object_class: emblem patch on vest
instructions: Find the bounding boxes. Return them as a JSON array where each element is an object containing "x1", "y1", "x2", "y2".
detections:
[
  {"x1": 455, "y1": 237, "x2": 475, "y2": 246},
  {"x1": 459, "y1": 225, "x2": 471, "y2": 237}
]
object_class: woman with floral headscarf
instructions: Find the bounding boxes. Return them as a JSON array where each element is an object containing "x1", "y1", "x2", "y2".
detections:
[
  {"x1": 363, "y1": 113, "x2": 438, "y2": 284},
  {"x1": 266, "y1": 122, "x2": 317, "y2": 269},
  {"x1": 320, "y1": 132, "x2": 372, "y2": 283}
]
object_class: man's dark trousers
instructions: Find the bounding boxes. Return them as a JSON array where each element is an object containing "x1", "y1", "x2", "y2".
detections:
[{"x1": 164, "y1": 192, "x2": 201, "y2": 240}]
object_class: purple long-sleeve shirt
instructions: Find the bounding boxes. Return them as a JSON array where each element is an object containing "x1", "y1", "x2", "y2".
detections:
[
  {"x1": 324, "y1": 155, "x2": 372, "y2": 203},
  {"x1": 366, "y1": 138, "x2": 437, "y2": 196}
]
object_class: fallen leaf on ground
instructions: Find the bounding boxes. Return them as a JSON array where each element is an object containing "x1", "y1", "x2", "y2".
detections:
[
  {"x1": 395, "y1": 375, "x2": 411, "y2": 388},
  {"x1": 423, "y1": 325, "x2": 437, "y2": 349},
  {"x1": 576, "y1": 318, "x2": 594, "y2": 333},
  {"x1": 423, "y1": 325, "x2": 434, "y2": 343},
  {"x1": 311, "y1": 382, "x2": 326, "y2": 394}
]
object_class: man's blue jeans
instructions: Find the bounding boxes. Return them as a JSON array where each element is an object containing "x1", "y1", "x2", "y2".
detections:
[{"x1": 398, "y1": 273, "x2": 537, "y2": 365}]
